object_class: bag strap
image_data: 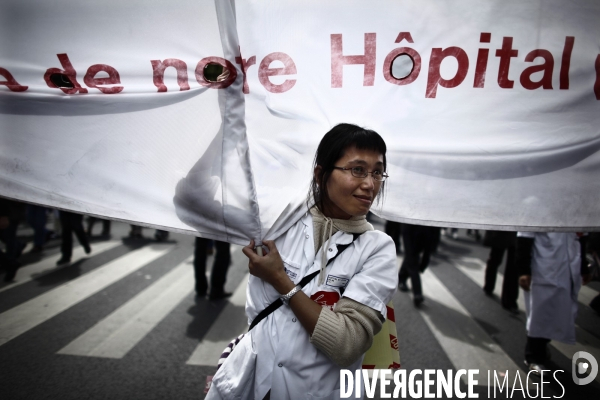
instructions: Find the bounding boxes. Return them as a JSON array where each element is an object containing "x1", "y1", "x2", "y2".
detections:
[{"x1": 248, "y1": 232, "x2": 362, "y2": 331}]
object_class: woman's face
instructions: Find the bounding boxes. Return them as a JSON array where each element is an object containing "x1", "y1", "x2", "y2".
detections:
[{"x1": 318, "y1": 146, "x2": 384, "y2": 219}]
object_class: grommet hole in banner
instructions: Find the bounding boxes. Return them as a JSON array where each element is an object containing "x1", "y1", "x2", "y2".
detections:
[
  {"x1": 390, "y1": 53, "x2": 415, "y2": 80},
  {"x1": 49, "y1": 73, "x2": 75, "y2": 88},
  {"x1": 203, "y1": 63, "x2": 229, "y2": 83}
]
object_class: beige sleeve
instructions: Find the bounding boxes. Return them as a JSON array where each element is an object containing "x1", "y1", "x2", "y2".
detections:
[{"x1": 309, "y1": 297, "x2": 384, "y2": 368}]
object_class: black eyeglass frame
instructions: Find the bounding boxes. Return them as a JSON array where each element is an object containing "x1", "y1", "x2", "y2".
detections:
[{"x1": 332, "y1": 166, "x2": 389, "y2": 182}]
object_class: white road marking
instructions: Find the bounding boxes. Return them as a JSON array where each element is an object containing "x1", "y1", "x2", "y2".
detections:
[
  {"x1": 0, "y1": 244, "x2": 174, "y2": 347},
  {"x1": 186, "y1": 273, "x2": 249, "y2": 366},
  {"x1": 58, "y1": 256, "x2": 194, "y2": 358},
  {"x1": 419, "y1": 268, "x2": 528, "y2": 388},
  {"x1": 0, "y1": 240, "x2": 122, "y2": 293}
]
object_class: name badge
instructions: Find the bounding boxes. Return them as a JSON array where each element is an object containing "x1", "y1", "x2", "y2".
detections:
[
  {"x1": 326, "y1": 274, "x2": 349, "y2": 288},
  {"x1": 285, "y1": 267, "x2": 298, "y2": 280}
]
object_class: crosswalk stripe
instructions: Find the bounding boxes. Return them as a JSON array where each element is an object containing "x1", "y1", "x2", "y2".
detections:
[
  {"x1": 0, "y1": 243, "x2": 174, "y2": 347},
  {"x1": 58, "y1": 256, "x2": 195, "y2": 359},
  {"x1": 419, "y1": 268, "x2": 527, "y2": 388},
  {"x1": 186, "y1": 273, "x2": 249, "y2": 366},
  {"x1": 0, "y1": 240, "x2": 122, "y2": 293},
  {"x1": 450, "y1": 254, "x2": 600, "y2": 384}
]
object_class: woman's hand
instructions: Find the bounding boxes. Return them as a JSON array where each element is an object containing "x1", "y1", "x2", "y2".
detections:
[{"x1": 242, "y1": 240, "x2": 295, "y2": 295}]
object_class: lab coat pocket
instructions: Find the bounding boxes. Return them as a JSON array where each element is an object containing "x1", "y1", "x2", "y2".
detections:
[
  {"x1": 306, "y1": 389, "x2": 341, "y2": 400},
  {"x1": 208, "y1": 333, "x2": 257, "y2": 400}
]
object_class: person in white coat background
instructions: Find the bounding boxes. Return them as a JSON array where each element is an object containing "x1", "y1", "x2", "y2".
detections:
[
  {"x1": 206, "y1": 123, "x2": 398, "y2": 399},
  {"x1": 516, "y1": 232, "x2": 591, "y2": 373}
]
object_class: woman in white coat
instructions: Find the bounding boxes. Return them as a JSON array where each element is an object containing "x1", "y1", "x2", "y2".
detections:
[
  {"x1": 206, "y1": 123, "x2": 398, "y2": 399},
  {"x1": 516, "y1": 232, "x2": 590, "y2": 373}
]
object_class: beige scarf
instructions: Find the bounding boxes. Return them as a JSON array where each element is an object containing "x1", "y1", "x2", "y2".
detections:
[{"x1": 310, "y1": 206, "x2": 373, "y2": 285}]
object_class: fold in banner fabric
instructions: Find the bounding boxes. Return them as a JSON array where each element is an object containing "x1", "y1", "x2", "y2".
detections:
[{"x1": 1, "y1": 0, "x2": 600, "y2": 243}]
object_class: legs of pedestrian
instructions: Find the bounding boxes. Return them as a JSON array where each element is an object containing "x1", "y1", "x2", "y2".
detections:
[
  {"x1": 385, "y1": 221, "x2": 402, "y2": 254},
  {"x1": 71, "y1": 214, "x2": 91, "y2": 254},
  {"x1": 194, "y1": 237, "x2": 209, "y2": 297},
  {"x1": 129, "y1": 225, "x2": 142, "y2": 238},
  {"x1": 209, "y1": 240, "x2": 232, "y2": 300},
  {"x1": 59, "y1": 211, "x2": 74, "y2": 264},
  {"x1": 101, "y1": 219, "x2": 111, "y2": 237},
  {"x1": 400, "y1": 226, "x2": 424, "y2": 306},
  {"x1": 500, "y1": 245, "x2": 519, "y2": 313},
  {"x1": 27, "y1": 205, "x2": 47, "y2": 253},
  {"x1": 194, "y1": 238, "x2": 232, "y2": 300},
  {"x1": 1, "y1": 221, "x2": 23, "y2": 282},
  {"x1": 155, "y1": 229, "x2": 169, "y2": 241},
  {"x1": 524, "y1": 336, "x2": 551, "y2": 373},
  {"x1": 58, "y1": 211, "x2": 91, "y2": 265},
  {"x1": 483, "y1": 246, "x2": 504, "y2": 295}
]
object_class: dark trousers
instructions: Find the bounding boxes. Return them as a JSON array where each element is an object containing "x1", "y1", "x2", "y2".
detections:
[
  {"x1": 60, "y1": 211, "x2": 90, "y2": 259},
  {"x1": 26, "y1": 205, "x2": 47, "y2": 247},
  {"x1": 0, "y1": 222, "x2": 19, "y2": 260},
  {"x1": 398, "y1": 225, "x2": 438, "y2": 297},
  {"x1": 484, "y1": 246, "x2": 519, "y2": 309},
  {"x1": 385, "y1": 221, "x2": 402, "y2": 254},
  {"x1": 194, "y1": 238, "x2": 230, "y2": 296},
  {"x1": 525, "y1": 336, "x2": 551, "y2": 364}
]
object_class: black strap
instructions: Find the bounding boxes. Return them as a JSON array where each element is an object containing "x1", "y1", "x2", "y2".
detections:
[{"x1": 248, "y1": 233, "x2": 362, "y2": 331}]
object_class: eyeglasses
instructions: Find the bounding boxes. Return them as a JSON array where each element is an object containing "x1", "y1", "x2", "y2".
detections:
[{"x1": 333, "y1": 166, "x2": 389, "y2": 182}]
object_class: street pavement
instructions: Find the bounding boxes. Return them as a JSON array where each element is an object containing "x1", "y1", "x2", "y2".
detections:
[{"x1": 1, "y1": 218, "x2": 599, "y2": 400}]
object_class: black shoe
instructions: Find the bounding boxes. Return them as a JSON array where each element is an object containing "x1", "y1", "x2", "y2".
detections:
[
  {"x1": 524, "y1": 360, "x2": 547, "y2": 375},
  {"x1": 30, "y1": 245, "x2": 44, "y2": 254},
  {"x1": 4, "y1": 260, "x2": 21, "y2": 282},
  {"x1": 483, "y1": 288, "x2": 494, "y2": 297},
  {"x1": 413, "y1": 295, "x2": 424, "y2": 307},
  {"x1": 502, "y1": 304, "x2": 520, "y2": 315},
  {"x1": 209, "y1": 291, "x2": 233, "y2": 301},
  {"x1": 56, "y1": 257, "x2": 71, "y2": 266},
  {"x1": 84, "y1": 245, "x2": 92, "y2": 255},
  {"x1": 398, "y1": 282, "x2": 409, "y2": 292}
]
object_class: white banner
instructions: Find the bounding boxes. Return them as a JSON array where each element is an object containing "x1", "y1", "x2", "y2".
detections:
[{"x1": 1, "y1": 0, "x2": 600, "y2": 243}]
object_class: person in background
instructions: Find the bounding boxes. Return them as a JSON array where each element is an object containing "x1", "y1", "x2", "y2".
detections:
[
  {"x1": 194, "y1": 238, "x2": 232, "y2": 300},
  {"x1": 26, "y1": 204, "x2": 48, "y2": 253},
  {"x1": 398, "y1": 223, "x2": 440, "y2": 307},
  {"x1": 587, "y1": 232, "x2": 600, "y2": 314},
  {"x1": 128, "y1": 225, "x2": 143, "y2": 238},
  {"x1": 482, "y1": 230, "x2": 520, "y2": 314},
  {"x1": 385, "y1": 220, "x2": 402, "y2": 254},
  {"x1": 57, "y1": 211, "x2": 91, "y2": 265},
  {"x1": 517, "y1": 231, "x2": 591, "y2": 373},
  {"x1": 0, "y1": 198, "x2": 26, "y2": 281}
]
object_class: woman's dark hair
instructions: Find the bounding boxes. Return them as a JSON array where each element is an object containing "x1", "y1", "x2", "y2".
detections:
[{"x1": 309, "y1": 123, "x2": 387, "y2": 212}]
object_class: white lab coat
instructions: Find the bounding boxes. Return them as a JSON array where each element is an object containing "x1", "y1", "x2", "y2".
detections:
[
  {"x1": 518, "y1": 232, "x2": 582, "y2": 344},
  {"x1": 207, "y1": 212, "x2": 397, "y2": 400}
]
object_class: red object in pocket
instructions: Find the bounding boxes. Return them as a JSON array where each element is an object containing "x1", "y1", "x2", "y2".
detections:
[{"x1": 310, "y1": 291, "x2": 340, "y2": 310}]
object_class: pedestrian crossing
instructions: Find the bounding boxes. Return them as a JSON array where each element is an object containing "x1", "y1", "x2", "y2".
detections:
[
  {"x1": 58, "y1": 256, "x2": 195, "y2": 359},
  {"x1": 0, "y1": 243, "x2": 174, "y2": 346},
  {"x1": 1, "y1": 234, "x2": 599, "y2": 396}
]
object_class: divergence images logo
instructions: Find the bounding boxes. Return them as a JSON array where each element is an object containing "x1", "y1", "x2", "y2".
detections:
[{"x1": 572, "y1": 351, "x2": 598, "y2": 385}]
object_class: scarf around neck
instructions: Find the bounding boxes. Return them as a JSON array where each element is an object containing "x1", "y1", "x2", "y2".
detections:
[{"x1": 309, "y1": 206, "x2": 373, "y2": 285}]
